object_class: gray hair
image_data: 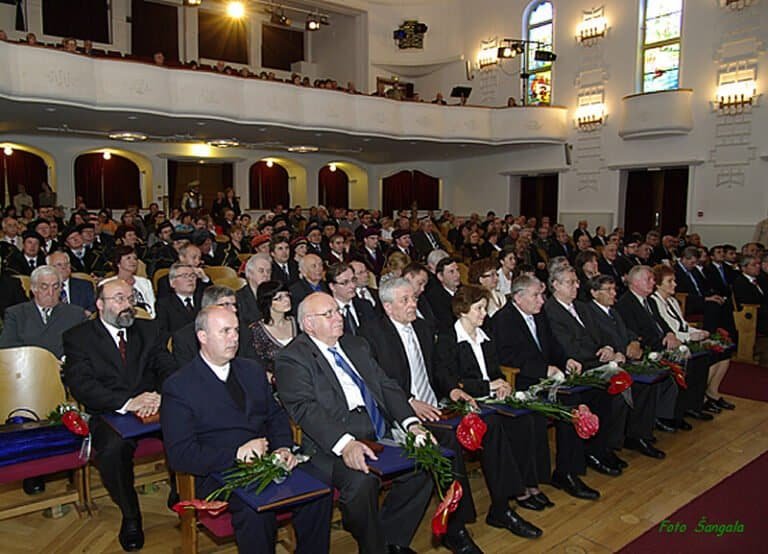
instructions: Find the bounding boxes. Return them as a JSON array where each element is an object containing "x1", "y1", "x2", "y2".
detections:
[
  {"x1": 245, "y1": 253, "x2": 272, "y2": 277},
  {"x1": 426, "y1": 249, "x2": 449, "y2": 270},
  {"x1": 510, "y1": 274, "x2": 542, "y2": 302},
  {"x1": 30, "y1": 265, "x2": 61, "y2": 287},
  {"x1": 626, "y1": 265, "x2": 653, "y2": 283},
  {"x1": 739, "y1": 255, "x2": 756, "y2": 269},
  {"x1": 378, "y1": 277, "x2": 412, "y2": 304},
  {"x1": 195, "y1": 305, "x2": 218, "y2": 333},
  {"x1": 548, "y1": 265, "x2": 576, "y2": 293},
  {"x1": 681, "y1": 246, "x2": 698, "y2": 260},
  {"x1": 169, "y1": 262, "x2": 194, "y2": 280},
  {"x1": 201, "y1": 285, "x2": 235, "y2": 308},
  {"x1": 547, "y1": 255, "x2": 570, "y2": 275},
  {"x1": 46, "y1": 250, "x2": 70, "y2": 265}
]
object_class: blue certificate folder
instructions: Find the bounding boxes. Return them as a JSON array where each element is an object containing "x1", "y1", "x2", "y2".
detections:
[
  {"x1": 211, "y1": 468, "x2": 332, "y2": 513},
  {"x1": 630, "y1": 370, "x2": 669, "y2": 385},
  {"x1": 366, "y1": 441, "x2": 454, "y2": 478},
  {"x1": 102, "y1": 413, "x2": 161, "y2": 439}
]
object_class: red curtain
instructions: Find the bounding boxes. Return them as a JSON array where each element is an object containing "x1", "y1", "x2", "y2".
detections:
[
  {"x1": 249, "y1": 162, "x2": 289, "y2": 209},
  {"x1": 318, "y1": 166, "x2": 349, "y2": 210},
  {"x1": 382, "y1": 170, "x2": 439, "y2": 217},
  {"x1": 2, "y1": 150, "x2": 48, "y2": 208},
  {"x1": 412, "y1": 170, "x2": 439, "y2": 211},
  {"x1": 75, "y1": 154, "x2": 141, "y2": 209}
]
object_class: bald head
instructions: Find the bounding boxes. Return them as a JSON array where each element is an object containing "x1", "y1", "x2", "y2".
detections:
[
  {"x1": 196, "y1": 306, "x2": 239, "y2": 365},
  {"x1": 298, "y1": 292, "x2": 343, "y2": 346}
]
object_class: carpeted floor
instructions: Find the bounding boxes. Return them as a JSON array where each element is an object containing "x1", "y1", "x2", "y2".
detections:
[
  {"x1": 619, "y1": 450, "x2": 768, "y2": 553},
  {"x1": 719, "y1": 361, "x2": 768, "y2": 403}
]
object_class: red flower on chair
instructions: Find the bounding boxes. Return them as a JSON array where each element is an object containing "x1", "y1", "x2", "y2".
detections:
[
  {"x1": 172, "y1": 499, "x2": 229, "y2": 517},
  {"x1": 607, "y1": 371, "x2": 634, "y2": 395},
  {"x1": 572, "y1": 404, "x2": 600, "y2": 439},
  {"x1": 431, "y1": 480, "x2": 463, "y2": 536},
  {"x1": 455, "y1": 413, "x2": 487, "y2": 451}
]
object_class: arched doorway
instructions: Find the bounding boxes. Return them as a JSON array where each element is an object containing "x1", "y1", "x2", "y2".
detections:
[
  {"x1": 74, "y1": 153, "x2": 141, "y2": 209},
  {"x1": 249, "y1": 161, "x2": 290, "y2": 209},
  {"x1": 382, "y1": 169, "x2": 439, "y2": 217},
  {"x1": 318, "y1": 165, "x2": 349, "y2": 210},
  {"x1": 1, "y1": 148, "x2": 48, "y2": 209}
]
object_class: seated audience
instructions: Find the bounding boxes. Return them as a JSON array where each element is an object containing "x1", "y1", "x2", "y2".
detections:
[
  {"x1": 424, "y1": 257, "x2": 462, "y2": 333},
  {"x1": 4, "y1": 230, "x2": 46, "y2": 276},
  {"x1": 101, "y1": 246, "x2": 155, "y2": 317},
  {"x1": 289, "y1": 253, "x2": 328, "y2": 307},
  {"x1": 156, "y1": 243, "x2": 210, "y2": 299},
  {"x1": 47, "y1": 250, "x2": 95, "y2": 315},
  {"x1": 236, "y1": 253, "x2": 273, "y2": 326},
  {"x1": 156, "y1": 263, "x2": 203, "y2": 336},
  {"x1": 269, "y1": 236, "x2": 299, "y2": 285},
  {"x1": 249, "y1": 280, "x2": 297, "y2": 379}
]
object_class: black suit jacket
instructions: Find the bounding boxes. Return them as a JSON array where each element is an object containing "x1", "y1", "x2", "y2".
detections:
[
  {"x1": 271, "y1": 260, "x2": 300, "y2": 286},
  {"x1": 236, "y1": 285, "x2": 261, "y2": 327},
  {"x1": 548, "y1": 241, "x2": 574, "y2": 263},
  {"x1": 733, "y1": 273, "x2": 768, "y2": 333},
  {"x1": 162, "y1": 355, "x2": 291, "y2": 476},
  {"x1": 171, "y1": 319, "x2": 257, "y2": 368},
  {"x1": 359, "y1": 316, "x2": 453, "y2": 399},
  {"x1": 583, "y1": 300, "x2": 638, "y2": 353},
  {"x1": 357, "y1": 247, "x2": 385, "y2": 277},
  {"x1": 4, "y1": 251, "x2": 47, "y2": 276},
  {"x1": 63, "y1": 318, "x2": 176, "y2": 415},
  {"x1": 674, "y1": 263, "x2": 710, "y2": 315},
  {"x1": 434, "y1": 326, "x2": 503, "y2": 398},
  {"x1": 0, "y1": 275, "x2": 27, "y2": 318},
  {"x1": 488, "y1": 303, "x2": 566, "y2": 391},
  {"x1": 274, "y1": 333, "x2": 416, "y2": 474},
  {"x1": 615, "y1": 291, "x2": 673, "y2": 350},
  {"x1": 411, "y1": 231, "x2": 441, "y2": 260},
  {"x1": 288, "y1": 279, "x2": 329, "y2": 311},
  {"x1": 156, "y1": 275, "x2": 210, "y2": 299},
  {"x1": 156, "y1": 290, "x2": 203, "y2": 335},
  {"x1": 543, "y1": 297, "x2": 605, "y2": 369},
  {"x1": 343, "y1": 297, "x2": 378, "y2": 336},
  {"x1": 703, "y1": 262, "x2": 733, "y2": 297},
  {"x1": 424, "y1": 284, "x2": 457, "y2": 333},
  {"x1": 67, "y1": 277, "x2": 96, "y2": 313},
  {"x1": 598, "y1": 257, "x2": 625, "y2": 283}
]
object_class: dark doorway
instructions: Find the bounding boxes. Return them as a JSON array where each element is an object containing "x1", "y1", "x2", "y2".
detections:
[
  {"x1": 624, "y1": 167, "x2": 688, "y2": 236},
  {"x1": 382, "y1": 170, "x2": 439, "y2": 217},
  {"x1": 75, "y1": 154, "x2": 141, "y2": 209},
  {"x1": 249, "y1": 161, "x2": 290, "y2": 209},
  {"x1": 167, "y1": 161, "x2": 233, "y2": 214},
  {"x1": 1, "y1": 149, "x2": 48, "y2": 208},
  {"x1": 131, "y1": 0, "x2": 179, "y2": 63},
  {"x1": 318, "y1": 166, "x2": 349, "y2": 210},
  {"x1": 519, "y1": 174, "x2": 558, "y2": 221}
]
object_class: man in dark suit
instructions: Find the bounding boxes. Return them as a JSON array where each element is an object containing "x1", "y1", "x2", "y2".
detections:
[
  {"x1": 357, "y1": 228, "x2": 385, "y2": 278},
  {"x1": 63, "y1": 279, "x2": 176, "y2": 551},
  {"x1": 269, "y1": 236, "x2": 299, "y2": 286},
  {"x1": 288, "y1": 253, "x2": 329, "y2": 308},
  {"x1": 156, "y1": 244, "x2": 212, "y2": 299},
  {"x1": 733, "y1": 255, "x2": 768, "y2": 364},
  {"x1": 61, "y1": 226, "x2": 98, "y2": 274},
  {"x1": 360, "y1": 279, "x2": 542, "y2": 549},
  {"x1": 0, "y1": 265, "x2": 86, "y2": 357},
  {"x1": 424, "y1": 257, "x2": 461, "y2": 333},
  {"x1": 403, "y1": 262, "x2": 437, "y2": 333},
  {"x1": 327, "y1": 263, "x2": 377, "y2": 336},
  {"x1": 349, "y1": 259, "x2": 380, "y2": 312},
  {"x1": 489, "y1": 275, "x2": 600, "y2": 501},
  {"x1": 411, "y1": 218, "x2": 443, "y2": 261},
  {"x1": 47, "y1": 251, "x2": 96, "y2": 315},
  {"x1": 4, "y1": 230, "x2": 47, "y2": 276},
  {"x1": 156, "y1": 263, "x2": 204, "y2": 337},
  {"x1": 572, "y1": 220, "x2": 592, "y2": 244},
  {"x1": 236, "y1": 253, "x2": 272, "y2": 327},
  {"x1": 388, "y1": 229, "x2": 417, "y2": 260},
  {"x1": 547, "y1": 228, "x2": 574, "y2": 264},
  {"x1": 275, "y1": 292, "x2": 434, "y2": 554},
  {"x1": 162, "y1": 307, "x2": 332, "y2": 552},
  {"x1": 675, "y1": 246, "x2": 727, "y2": 331},
  {"x1": 598, "y1": 243, "x2": 627, "y2": 291},
  {"x1": 704, "y1": 245, "x2": 735, "y2": 296},
  {"x1": 323, "y1": 233, "x2": 349, "y2": 267}
]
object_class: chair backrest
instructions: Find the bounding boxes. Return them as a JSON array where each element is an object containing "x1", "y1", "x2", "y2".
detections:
[
  {"x1": 136, "y1": 259, "x2": 148, "y2": 278},
  {"x1": 71, "y1": 272, "x2": 97, "y2": 293},
  {"x1": 215, "y1": 277, "x2": 247, "y2": 291},
  {"x1": 153, "y1": 268, "x2": 170, "y2": 292},
  {"x1": 237, "y1": 253, "x2": 252, "y2": 264},
  {"x1": 203, "y1": 266, "x2": 238, "y2": 283},
  {"x1": 134, "y1": 307, "x2": 153, "y2": 320},
  {"x1": 0, "y1": 346, "x2": 66, "y2": 420},
  {"x1": 13, "y1": 275, "x2": 31, "y2": 298},
  {"x1": 458, "y1": 263, "x2": 469, "y2": 286}
]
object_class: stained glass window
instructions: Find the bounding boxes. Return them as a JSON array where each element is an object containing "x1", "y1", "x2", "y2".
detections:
[
  {"x1": 641, "y1": 0, "x2": 683, "y2": 92},
  {"x1": 525, "y1": 1, "x2": 554, "y2": 105}
]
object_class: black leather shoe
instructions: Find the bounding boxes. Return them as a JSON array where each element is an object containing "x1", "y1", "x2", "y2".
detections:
[
  {"x1": 586, "y1": 454, "x2": 621, "y2": 476},
  {"x1": 647, "y1": 435, "x2": 658, "y2": 443},
  {"x1": 550, "y1": 472, "x2": 600, "y2": 500},
  {"x1": 516, "y1": 495, "x2": 545, "y2": 511},
  {"x1": 702, "y1": 399, "x2": 722, "y2": 414},
  {"x1": 607, "y1": 451, "x2": 628, "y2": 469},
  {"x1": 443, "y1": 528, "x2": 483, "y2": 554},
  {"x1": 167, "y1": 490, "x2": 180, "y2": 511},
  {"x1": 624, "y1": 437, "x2": 665, "y2": 459},
  {"x1": 387, "y1": 546, "x2": 416, "y2": 554},
  {"x1": 533, "y1": 492, "x2": 554, "y2": 508},
  {"x1": 675, "y1": 418, "x2": 693, "y2": 430},
  {"x1": 22, "y1": 477, "x2": 45, "y2": 495},
  {"x1": 686, "y1": 409, "x2": 714, "y2": 421},
  {"x1": 655, "y1": 418, "x2": 677, "y2": 433},
  {"x1": 715, "y1": 396, "x2": 735, "y2": 410},
  {"x1": 119, "y1": 518, "x2": 144, "y2": 552},
  {"x1": 486, "y1": 508, "x2": 542, "y2": 539}
]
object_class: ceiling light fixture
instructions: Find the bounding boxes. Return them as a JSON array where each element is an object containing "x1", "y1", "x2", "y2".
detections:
[
  {"x1": 3, "y1": 146, "x2": 13, "y2": 156},
  {"x1": 287, "y1": 145, "x2": 319, "y2": 153},
  {"x1": 109, "y1": 131, "x2": 148, "y2": 142},
  {"x1": 266, "y1": 160, "x2": 274, "y2": 168},
  {"x1": 328, "y1": 163, "x2": 337, "y2": 172},
  {"x1": 226, "y1": 1, "x2": 246, "y2": 19},
  {"x1": 306, "y1": 15, "x2": 320, "y2": 31},
  {"x1": 207, "y1": 138, "x2": 240, "y2": 148},
  {"x1": 102, "y1": 151, "x2": 112, "y2": 160}
]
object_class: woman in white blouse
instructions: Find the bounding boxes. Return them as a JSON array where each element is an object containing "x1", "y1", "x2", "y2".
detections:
[
  {"x1": 101, "y1": 245, "x2": 156, "y2": 318},
  {"x1": 496, "y1": 245, "x2": 517, "y2": 297},
  {"x1": 651, "y1": 264, "x2": 734, "y2": 412}
]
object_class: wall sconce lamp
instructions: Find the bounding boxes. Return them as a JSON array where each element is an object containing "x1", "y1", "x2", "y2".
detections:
[
  {"x1": 717, "y1": 79, "x2": 756, "y2": 112},
  {"x1": 478, "y1": 42, "x2": 499, "y2": 68},
  {"x1": 575, "y1": 101, "x2": 605, "y2": 130},
  {"x1": 577, "y1": 8, "x2": 608, "y2": 45}
]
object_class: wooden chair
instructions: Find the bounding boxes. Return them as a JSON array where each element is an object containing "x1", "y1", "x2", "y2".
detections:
[
  {"x1": 136, "y1": 259, "x2": 148, "y2": 278},
  {"x1": 674, "y1": 292, "x2": 688, "y2": 315},
  {"x1": 152, "y1": 268, "x2": 170, "y2": 292},
  {"x1": 499, "y1": 365, "x2": 520, "y2": 390},
  {"x1": 134, "y1": 307, "x2": 153, "y2": 320},
  {"x1": 12, "y1": 275, "x2": 30, "y2": 297},
  {"x1": 458, "y1": 263, "x2": 470, "y2": 286},
  {"x1": 71, "y1": 272, "x2": 97, "y2": 293},
  {"x1": 203, "y1": 266, "x2": 238, "y2": 283},
  {"x1": 0, "y1": 346, "x2": 88, "y2": 520},
  {"x1": 732, "y1": 293, "x2": 760, "y2": 363},
  {"x1": 237, "y1": 253, "x2": 252, "y2": 264},
  {"x1": 215, "y1": 277, "x2": 247, "y2": 291}
]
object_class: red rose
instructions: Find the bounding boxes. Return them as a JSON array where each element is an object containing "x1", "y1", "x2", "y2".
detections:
[
  {"x1": 455, "y1": 413, "x2": 487, "y2": 451},
  {"x1": 672, "y1": 370, "x2": 688, "y2": 389},
  {"x1": 172, "y1": 499, "x2": 229, "y2": 517},
  {"x1": 61, "y1": 410, "x2": 89, "y2": 436},
  {"x1": 431, "y1": 480, "x2": 463, "y2": 536},
  {"x1": 607, "y1": 371, "x2": 633, "y2": 395},
  {"x1": 572, "y1": 404, "x2": 600, "y2": 439}
]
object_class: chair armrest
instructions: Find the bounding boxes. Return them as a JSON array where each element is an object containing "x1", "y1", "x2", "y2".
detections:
[{"x1": 500, "y1": 366, "x2": 520, "y2": 388}]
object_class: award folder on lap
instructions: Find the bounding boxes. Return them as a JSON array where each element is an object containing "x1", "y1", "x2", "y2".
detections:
[{"x1": 102, "y1": 413, "x2": 161, "y2": 439}]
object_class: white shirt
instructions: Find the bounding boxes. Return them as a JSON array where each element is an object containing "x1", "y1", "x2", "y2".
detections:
[
  {"x1": 496, "y1": 268, "x2": 512, "y2": 296},
  {"x1": 60, "y1": 279, "x2": 70, "y2": 304},
  {"x1": 336, "y1": 297, "x2": 359, "y2": 327},
  {"x1": 201, "y1": 352, "x2": 231, "y2": 382},
  {"x1": 390, "y1": 318, "x2": 438, "y2": 405},
  {"x1": 556, "y1": 298, "x2": 585, "y2": 327},
  {"x1": 592, "y1": 299, "x2": 612, "y2": 317},
  {"x1": 454, "y1": 319, "x2": 491, "y2": 382},
  {"x1": 101, "y1": 318, "x2": 132, "y2": 414}
]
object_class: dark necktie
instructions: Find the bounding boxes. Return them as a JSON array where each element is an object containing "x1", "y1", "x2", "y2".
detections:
[
  {"x1": 60, "y1": 286, "x2": 68, "y2": 304},
  {"x1": 328, "y1": 347, "x2": 385, "y2": 439},
  {"x1": 282, "y1": 264, "x2": 290, "y2": 279},
  {"x1": 607, "y1": 308, "x2": 617, "y2": 323},
  {"x1": 28, "y1": 259, "x2": 35, "y2": 271},
  {"x1": 184, "y1": 297, "x2": 194, "y2": 312},
  {"x1": 117, "y1": 330, "x2": 127, "y2": 364},
  {"x1": 687, "y1": 270, "x2": 702, "y2": 295},
  {"x1": 343, "y1": 304, "x2": 357, "y2": 336},
  {"x1": 225, "y1": 370, "x2": 246, "y2": 412},
  {"x1": 643, "y1": 298, "x2": 665, "y2": 337},
  {"x1": 41, "y1": 307, "x2": 52, "y2": 325},
  {"x1": 718, "y1": 265, "x2": 727, "y2": 287}
]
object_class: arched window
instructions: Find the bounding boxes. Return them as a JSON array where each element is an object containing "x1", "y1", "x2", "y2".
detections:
[
  {"x1": 640, "y1": 0, "x2": 683, "y2": 92},
  {"x1": 318, "y1": 166, "x2": 349, "y2": 210},
  {"x1": 524, "y1": 1, "x2": 554, "y2": 106}
]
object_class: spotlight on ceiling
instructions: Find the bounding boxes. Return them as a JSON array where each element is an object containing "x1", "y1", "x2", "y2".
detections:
[
  {"x1": 328, "y1": 163, "x2": 337, "y2": 172},
  {"x1": 3, "y1": 146, "x2": 13, "y2": 156},
  {"x1": 207, "y1": 138, "x2": 240, "y2": 148},
  {"x1": 287, "y1": 145, "x2": 319, "y2": 153},
  {"x1": 184, "y1": 0, "x2": 202, "y2": 6},
  {"x1": 226, "y1": 1, "x2": 246, "y2": 19},
  {"x1": 306, "y1": 15, "x2": 321, "y2": 31},
  {"x1": 534, "y1": 49, "x2": 557, "y2": 62},
  {"x1": 109, "y1": 131, "x2": 148, "y2": 142},
  {"x1": 270, "y1": 10, "x2": 290, "y2": 26},
  {"x1": 102, "y1": 151, "x2": 112, "y2": 160},
  {"x1": 265, "y1": 160, "x2": 274, "y2": 168},
  {"x1": 497, "y1": 46, "x2": 516, "y2": 59}
]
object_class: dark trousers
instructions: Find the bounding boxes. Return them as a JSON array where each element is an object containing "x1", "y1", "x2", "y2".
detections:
[
  {"x1": 674, "y1": 353, "x2": 709, "y2": 417},
  {"x1": 531, "y1": 414, "x2": 585, "y2": 479},
  {"x1": 198, "y1": 475, "x2": 332, "y2": 553},
  {"x1": 625, "y1": 382, "x2": 657, "y2": 441},
  {"x1": 92, "y1": 417, "x2": 141, "y2": 520},
  {"x1": 580, "y1": 389, "x2": 627, "y2": 456}
]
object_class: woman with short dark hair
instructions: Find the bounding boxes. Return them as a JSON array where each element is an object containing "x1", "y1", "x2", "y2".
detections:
[{"x1": 250, "y1": 280, "x2": 296, "y2": 379}]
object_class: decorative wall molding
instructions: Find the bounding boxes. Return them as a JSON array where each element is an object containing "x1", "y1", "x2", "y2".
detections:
[{"x1": 618, "y1": 89, "x2": 694, "y2": 139}]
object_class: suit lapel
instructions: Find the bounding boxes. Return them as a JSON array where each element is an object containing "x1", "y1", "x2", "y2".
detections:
[
  {"x1": 340, "y1": 337, "x2": 388, "y2": 411},
  {"x1": 303, "y1": 336, "x2": 348, "y2": 403},
  {"x1": 94, "y1": 319, "x2": 127, "y2": 371}
]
